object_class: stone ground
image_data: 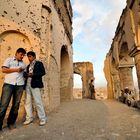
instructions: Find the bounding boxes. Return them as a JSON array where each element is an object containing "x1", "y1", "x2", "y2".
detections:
[{"x1": 0, "y1": 99, "x2": 140, "y2": 140}]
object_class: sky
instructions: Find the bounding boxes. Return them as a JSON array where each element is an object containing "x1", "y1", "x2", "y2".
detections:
[{"x1": 71, "y1": 0, "x2": 127, "y2": 88}]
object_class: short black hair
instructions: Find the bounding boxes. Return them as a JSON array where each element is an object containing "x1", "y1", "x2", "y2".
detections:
[
  {"x1": 16, "y1": 48, "x2": 26, "y2": 54},
  {"x1": 27, "y1": 51, "x2": 36, "y2": 57}
]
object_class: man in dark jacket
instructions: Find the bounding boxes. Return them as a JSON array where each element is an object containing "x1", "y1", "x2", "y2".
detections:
[
  {"x1": 89, "y1": 79, "x2": 96, "y2": 100},
  {"x1": 23, "y1": 51, "x2": 47, "y2": 126}
]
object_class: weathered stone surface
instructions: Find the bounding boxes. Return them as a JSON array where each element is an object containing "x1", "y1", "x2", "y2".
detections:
[{"x1": 0, "y1": 0, "x2": 73, "y2": 122}]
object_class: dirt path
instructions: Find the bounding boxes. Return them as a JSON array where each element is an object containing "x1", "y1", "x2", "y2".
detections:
[{"x1": 0, "y1": 99, "x2": 140, "y2": 140}]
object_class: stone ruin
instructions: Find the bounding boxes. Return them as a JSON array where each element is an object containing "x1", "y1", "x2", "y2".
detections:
[
  {"x1": 104, "y1": 0, "x2": 140, "y2": 100},
  {"x1": 0, "y1": 0, "x2": 73, "y2": 120},
  {"x1": 73, "y1": 62, "x2": 94, "y2": 98}
]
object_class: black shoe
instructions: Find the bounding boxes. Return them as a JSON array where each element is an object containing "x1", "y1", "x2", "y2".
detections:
[
  {"x1": 0, "y1": 127, "x2": 2, "y2": 131},
  {"x1": 7, "y1": 124, "x2": 16, "y2": 130}
]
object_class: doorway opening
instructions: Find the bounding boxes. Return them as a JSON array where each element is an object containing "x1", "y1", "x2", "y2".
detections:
[{"x1": 73, "y1": 74, "x2": 82, "y2": 99}]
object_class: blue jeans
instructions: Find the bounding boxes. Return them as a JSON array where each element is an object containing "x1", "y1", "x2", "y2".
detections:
[
  {"x1": 0, "y1": 83, "x2": 24, "y2": 128},
  {"x1": 24, "y1": 83, "x2": 46, "y2": 121}
]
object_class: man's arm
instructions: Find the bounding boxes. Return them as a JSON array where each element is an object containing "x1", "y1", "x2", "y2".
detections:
[{"x1": 2, "y1": 67, "x2": 25, "y2": 73}]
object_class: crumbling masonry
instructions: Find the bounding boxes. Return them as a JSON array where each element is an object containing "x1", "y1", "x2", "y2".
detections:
[
  {"x1": 0, "y1": 0, "x2": 73, "y2": 120},
  {"x1": 104, "y1": 0, "x2": 140, "y2": 99}
]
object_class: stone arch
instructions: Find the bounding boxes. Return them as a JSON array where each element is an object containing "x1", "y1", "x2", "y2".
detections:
[
  {"x1": 119, "y1": 42, "x2": 129, "y2": 63},
  {"x1": 73, "y1": 62, "x2": 94, "y2": 98},
  {"x1": 118, "y1": 42, "x2": 135, "y2": 90},
  {"x1": 60, "y1": 45, "x2": 71, "y2": 102}
]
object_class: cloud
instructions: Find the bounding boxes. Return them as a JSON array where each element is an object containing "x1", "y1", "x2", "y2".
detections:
[
  {"x1": 72, "y1": 0, "x2": 94, "y2": 38},
  {"x1": 71, "y1": 0, "x2": 126, "y2": 87},
  {"x1": 72, "y1": 0, "x2": 126, "y2": 61},
  {"x1": 72, "y1": 0, "x2": 126, "y2": 46}
]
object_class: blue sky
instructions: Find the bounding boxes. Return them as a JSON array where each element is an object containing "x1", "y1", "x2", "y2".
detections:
[{"x1": 71, "y1": 0, "x2": 126, "y2": 88}]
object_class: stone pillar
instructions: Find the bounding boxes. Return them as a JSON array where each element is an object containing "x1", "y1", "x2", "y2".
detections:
[
  {"x1": 112, "y1": 71, "x2": 121, "y2": 99},
  {"x1": 119, "y1": 67, "x2": 134, "y2": 90},
  {"x1": 82, "y1": 76, "x2": 87, "y2": 98},
  {"x1": 134, "y1": 52, "x2": 140, "y2": 94}
]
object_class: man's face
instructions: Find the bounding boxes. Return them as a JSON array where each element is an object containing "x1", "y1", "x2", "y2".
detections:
[
  {"x1": 27, "y1": 55, "x2": 35, "y2": 63},
  {"x1": 15, "y1": 52, "x2": 25, "y2": 61}
]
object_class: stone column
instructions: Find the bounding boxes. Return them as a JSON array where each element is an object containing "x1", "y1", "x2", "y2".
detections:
[
  {"x1": 134, "y1": 52, "x2": 140, "y2": 94},
  {"x1": 82, "y1": 76, "x2": 87, "y2": 98},
  {"x1": 119, "y1": 67, "x2": 134, "y2": 90},
  {"x1": 82, "y1": 69, "x2": 90, "y2": 98},
  {"x1": 112, "y1": 71, "x2": 121, "y2": 99}
]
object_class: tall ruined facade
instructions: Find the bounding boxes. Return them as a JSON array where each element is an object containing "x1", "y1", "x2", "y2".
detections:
[
  {"x1": 104, "y1": 0, "x2": 140, "y2": 99},
  {"x1": 0, "y1": 0, "x2": 73, "y2": 119}
]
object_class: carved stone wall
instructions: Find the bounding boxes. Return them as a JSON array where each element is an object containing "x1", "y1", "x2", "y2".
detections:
[
  {"x1": 104, "y1": 0, "x2": 140, "y2": 99},
  {"x1": 73, "y1": 62, "x2": 94, "y2": 98},
  {"x1": 0, "y1": 0, "x2": 73, "y2": 120}
]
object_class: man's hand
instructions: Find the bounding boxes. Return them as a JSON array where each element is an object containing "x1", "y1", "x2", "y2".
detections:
[
  {"x1": 2, "y1": 67, "x2": 25, "y2": 73},
  {"x1": 27, "y1": 73, "x2": 33, "y2": 77},
  {"x1": 17, "y1": 68, "x2": 25, "y2": 72}
]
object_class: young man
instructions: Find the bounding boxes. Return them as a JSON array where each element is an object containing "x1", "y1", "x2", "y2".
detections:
[
  {"x1": 23, "y1": 51, "x2": 47, "y2": 126},
  {"x1": 89, "y1": 79, "x2": 96, "y2": 100},
  {"x1": 0, "y1": 48, "x2": 26, "y2": 131}
]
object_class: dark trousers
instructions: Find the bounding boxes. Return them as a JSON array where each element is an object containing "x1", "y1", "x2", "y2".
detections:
[
  {"x1": 0, "y1": 83, "x2": 24, "y2": 129},
  {"x1": 90, "y1": 91, "x2": 96, "y2": 100}
]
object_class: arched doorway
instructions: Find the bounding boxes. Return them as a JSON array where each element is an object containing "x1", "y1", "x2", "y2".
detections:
[
  {"x1": 60, "y1": 45, "x2": 71, "y2": 102},
  {"x1": 73, "y1": 74, "x2": 82, "y2": 99}
]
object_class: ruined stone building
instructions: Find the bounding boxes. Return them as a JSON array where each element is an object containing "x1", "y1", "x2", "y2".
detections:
[
  {"x1": 0, "y1": 0, "x2": 73, "y2": 119},
  {"x1": 104, "y1": 0, "x2": 140, "y2": 99},
  {"x1": 74, "y1": 62, "x2": 94, "y2": 98}
]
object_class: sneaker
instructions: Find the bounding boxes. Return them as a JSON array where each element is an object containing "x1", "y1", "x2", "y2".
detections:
[
  {"x1": 39, "y1": 120, "x2": 46, "y2": 126},
  {"x1": 23, "y1": 119, "x2": 33, "y2": 125}
]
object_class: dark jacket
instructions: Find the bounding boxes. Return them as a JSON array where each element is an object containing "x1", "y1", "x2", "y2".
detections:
[
  {"x1": 24, "y1": 61, "x2": 46, "y2": 88},
  {"x1": 89, "y1": 83, "x2": 95, "y2": 93}
]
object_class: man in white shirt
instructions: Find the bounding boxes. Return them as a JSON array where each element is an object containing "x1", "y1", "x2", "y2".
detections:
[{"x1": 0, "y1": 48, "x2": 26, "y2": 131}]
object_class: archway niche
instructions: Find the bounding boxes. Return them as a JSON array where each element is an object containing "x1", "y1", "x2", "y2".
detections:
[
  {"x1": 118, "y1": 42, "x2": 135, "y2": 91},
  {"x1": 60, "y1": 45, "x2": 71, "y2": 102}
]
